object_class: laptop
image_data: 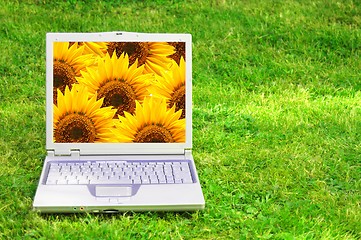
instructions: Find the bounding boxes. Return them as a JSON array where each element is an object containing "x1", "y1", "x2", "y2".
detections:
[{"x1": 33, "y1": 32, "x2": 205, "y2": 213}]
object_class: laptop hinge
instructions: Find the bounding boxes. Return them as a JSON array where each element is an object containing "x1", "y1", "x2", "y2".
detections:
[
  {"x1": 185, "y1": 149, "x2": 192, "y2": 158},
  {"x1": 47, "y1": 150, "x2": 55, "y2": 157},
  {"x1": 70, "y1": 149, "x2": 81, "y2": 160}
]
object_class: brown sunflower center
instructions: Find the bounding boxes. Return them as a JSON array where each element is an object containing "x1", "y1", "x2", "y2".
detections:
[
  {"x1": 68, "y1": 42, "x2": 84, "y2": 48},
  {"x1": 53, "y1": 60, "x2": 76, "y2": 89},
  {"x1": 53, "y1": 60, "x2": 76, "y2": 104},
  {"x1": 134, "y1": 125, "x2": 174, "y2": 143},
  {"x1": 98, "y1": 80, "x2": 136, "y2": 116},
  {"x1": 107, "y1": 42, "x2": 149, "y2": 67},
  {"x1": 168, "y1": 42, "x2": 185, "y2": 65},
  {"x1": 169, "y1": 85, "x2": 186, "y2": 119},
  {"x1": 54, "y1": 113, "x2": 96, "y2": 143}
]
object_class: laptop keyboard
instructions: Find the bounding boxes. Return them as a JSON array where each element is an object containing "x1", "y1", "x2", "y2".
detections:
[{"x1": 45, "y1": 161, "x2": 194, "y2": 185}]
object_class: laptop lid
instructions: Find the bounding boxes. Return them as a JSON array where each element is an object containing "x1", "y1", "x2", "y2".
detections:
[{"x1": 46, "y1": 32, "x2": 192, "y2": 155}]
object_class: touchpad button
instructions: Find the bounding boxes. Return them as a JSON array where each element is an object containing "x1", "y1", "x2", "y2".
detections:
[{"x1": 95, "y1": 186, "x2": 132, "y2": 197}]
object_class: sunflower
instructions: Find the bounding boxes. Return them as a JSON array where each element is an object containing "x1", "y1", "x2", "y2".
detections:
[
  {"x1": 148, "y1": 57, "x2": 186, "y2": 118},
  {"x1": 112, "y1": 96, "x2": 185, "y2": 143},
  {"x1": 76, "y1": 52, "x2": 154, "y2": 117},
  {"x1": 53, "y1": 42, "x2": 95, "y2": 104},
  {"x1": 69, "y1": 42, "x2": 108, "y2": 57},
  {"x1": 168, "y1": 42, "x2": 185, "y2": 65},
  {"x1": 53, "y1": 84, "x2": 116, "y2": 143},
  {"x1": 106, "y1": 42, "x2": 175, "y2": 75}
]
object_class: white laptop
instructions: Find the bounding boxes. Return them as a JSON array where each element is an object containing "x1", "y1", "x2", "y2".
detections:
[{"x1": 32, "y1": 32, "x2": 205, "y2": 213}]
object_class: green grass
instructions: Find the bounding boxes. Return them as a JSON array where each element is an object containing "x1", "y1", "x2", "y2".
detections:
[{"x1": 1, "y1": 0, "x2": 361, "y2": 239}]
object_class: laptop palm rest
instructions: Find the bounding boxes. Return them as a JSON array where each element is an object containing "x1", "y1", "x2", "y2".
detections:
[{"x1": 95, "y1": 186, "x2": 132, "y2": 197}]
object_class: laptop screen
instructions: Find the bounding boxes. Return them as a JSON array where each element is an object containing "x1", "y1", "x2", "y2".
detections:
[{"x1": 52, "y1": 41, "x2": 186, "y2": 144}]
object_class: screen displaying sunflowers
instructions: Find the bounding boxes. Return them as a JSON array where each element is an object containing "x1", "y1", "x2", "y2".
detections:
[{"x1": 53, "y1": 41, "x2": 186, "y2": 143}]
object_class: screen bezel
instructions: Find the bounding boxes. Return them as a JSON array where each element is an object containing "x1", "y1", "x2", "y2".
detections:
[{"x1": 46, "y1": 32, "x2": 192, "y2": 155}]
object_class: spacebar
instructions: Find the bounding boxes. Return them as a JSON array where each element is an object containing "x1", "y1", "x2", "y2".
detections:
[{"x1": 89, "y1": 179, "x2": 133, "y2": 184}]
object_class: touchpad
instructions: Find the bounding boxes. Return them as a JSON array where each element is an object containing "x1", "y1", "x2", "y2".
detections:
[{"x1": 95, "y1": 186, "x2": 132, "y2": 197}]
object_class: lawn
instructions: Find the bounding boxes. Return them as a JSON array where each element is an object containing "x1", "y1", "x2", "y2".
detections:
[{"x1": 0, "y1": 0, "x2": 360, "y2": 239}]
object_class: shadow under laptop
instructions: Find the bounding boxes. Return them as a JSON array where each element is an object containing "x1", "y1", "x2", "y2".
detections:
[{"x1": 39, "y1": 210, "x2": 198, "y2": 221}]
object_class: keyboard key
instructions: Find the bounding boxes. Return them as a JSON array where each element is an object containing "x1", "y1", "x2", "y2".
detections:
[
  {"x1": 159, "y1": 179, "x2": 167, "y2": 184},
  {"x1": 141, "y1": 178, "x2": 150, "y2": 184},
  {"x1": 57, "y1": 179, "x2": 68, "y2": 184},
  {"x1": 46, "y1": 179, "x2": 57, "y2": 185},
  {"x1": 67, "y1": 179, "x2": 79, "y2": 184},
  {"x1": 119, "y1": 178, "x2": 132, "y2": 184},
  {"x1": 133, "y1": 178, "x2": 142, "y2": 184},
  {"x1": 182, "y1": 176, "x2": 193, "y2": 184},
  {"x1": 166, "y1": 179, "x2": 174, "y2": 184},
  {"x1": 78, "y1": 178, "x2": 90, "y2": 184}
]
